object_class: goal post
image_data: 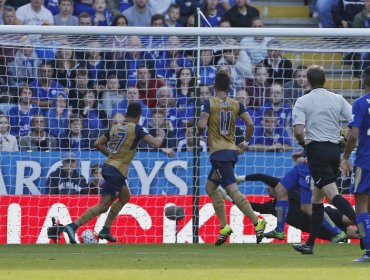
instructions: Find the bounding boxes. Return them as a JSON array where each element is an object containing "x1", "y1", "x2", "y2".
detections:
[{"x1": 0, "y1": 26, "x2": 366, "y2": 244}]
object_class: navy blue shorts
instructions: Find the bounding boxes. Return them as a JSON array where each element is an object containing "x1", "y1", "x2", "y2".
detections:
[
  {"x1": 100, "y1": 163, "x2": 127, "y2": 197},
  {"x1": 280, "y1": 163, "x2": 312, "y2": 204},
  {"x1": 351, "y1": 167, "x2": 370, "y2": 195},
  {"x1": 208, "y1": 160, "x2": 236, "y2": 187}
]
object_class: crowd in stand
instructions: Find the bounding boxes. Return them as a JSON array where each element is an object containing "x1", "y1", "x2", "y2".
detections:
[{"x1": 0, "y1": 0, "x2": 368, "y2": 157}]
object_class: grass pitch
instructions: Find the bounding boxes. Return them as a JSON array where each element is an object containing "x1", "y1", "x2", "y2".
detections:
[{"x1": 0, "y1": 244, "x2": 367, "y2": 280}]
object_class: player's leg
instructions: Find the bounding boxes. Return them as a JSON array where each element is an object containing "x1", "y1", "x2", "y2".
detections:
[
  {"x1": 98, "y1": 185, "x2": 131, "y2": 242},
  {"x1": 352, "y1": 167, "x2": 370, "y2": 262},
  {"x1": 293, "y1": 186, "x2": 324, "y2": 254},
  {"x1": 64, "y1": 195, "x2": 114, "y2": 244},
  {"x1": 207, "y1": 164, "x2": 230, "y2": 246},
  {"x1": 221, "y1": 162, "x2": 266, "y2": 244}
]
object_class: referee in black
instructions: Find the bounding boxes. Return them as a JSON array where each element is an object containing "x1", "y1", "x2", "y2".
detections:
[{"x1": 291, "y1": 65, "x2": 357, "y2": 254}]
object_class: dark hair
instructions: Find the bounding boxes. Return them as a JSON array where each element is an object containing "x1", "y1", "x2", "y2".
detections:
[
  {"x1": 151, "y1": 14, "x2": 165, "y2": 25},
  {"x1": 79, "y1": 12, "x2": 92, "y2": 20},
  {"x1": 90, "y1": 163, "x2": 101, "y2": 175},
  {"x1": 263, "y1": 110, "x2": 276, "y2": 118},
  {"x1": 176, "y1": 67, "x2": 195, "y2": 90},
  {"x1": 307, "y1": 65, "x2": 326, "y2": 88},
  {"x1": 169, "y1": 3, "x2": 180, "y2": 11},
  {"x1": 214, "y1": 71, "x2": 231, "y2": 92},
  {"x1": 112, "y1": 14, "x2": 128, "y2": 26},
  {"x1": 363, "y1": 66, "x2": 370, "y2": 88},
  {"x1": 69, "y1": 113, "x2": 81, "y2": 124},
  {"x1": 126, "y1": 102, "x2": 142, "y2": 118},
  {"x1": 293, "y1": 64, "x2": 308, "y2": 79}
]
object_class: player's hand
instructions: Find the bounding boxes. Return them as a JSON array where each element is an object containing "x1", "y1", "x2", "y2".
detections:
[
  {"x1": 156, "y1": 129, "x2": 166, "y2": 139},
  {"x1": 340, "y1": 159, "x2": 352, "y2": 177},
  {"x1": 237, "y1": 141, "x2": 248, "y2": 153}
]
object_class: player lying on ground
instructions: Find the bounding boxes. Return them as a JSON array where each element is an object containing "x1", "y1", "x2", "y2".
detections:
[
  {"x1": 218, "y1": 173, "x2": 359, "y2": 241},
  {"x1": 249, "y1": 151, "x2": 348, "y2": 243},
  {"x1": 64, "y1": 103, "x2": 165, "y2": 244}
]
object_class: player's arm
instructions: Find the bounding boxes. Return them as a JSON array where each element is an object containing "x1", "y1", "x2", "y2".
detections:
[
  {"x1": 239, "y1": 111, "x2": 254, "y2": 143},
  {"x1": 197, "y1": 99, "x2": 210, "y2": 135},
  {"x1": 143, "y1": 129, "x2": 165, "y2": 148},
  {"x1": 197, "y1": 112, "x2": 209, "y2": 135},
  {"x1": 292, "y1": 99, "x2": 306, "y2": 147},
  {"x1": 94, "y1": 134, "x2": 110, "y2": 157},
  {"x1": 341, "y1": 126, "x2": 359, "y2": 177}
]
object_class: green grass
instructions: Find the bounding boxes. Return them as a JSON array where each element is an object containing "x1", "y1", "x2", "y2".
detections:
[{"x1": 0, "y1": 244, "x2": 368, "y2": 280}]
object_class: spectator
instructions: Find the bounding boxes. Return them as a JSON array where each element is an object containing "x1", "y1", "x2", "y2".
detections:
[
  {"x1": 223, "y1": 0, "x2": 259, "y2": 27},
  {"x1": 315, "y1": 0, "x2": 340, "y2": 28},
  {"x1": 217, "y1": 38, "x2": 253, "y2": 84},
  {"x1": 186, "y1": 13, "x2": 195, "y2": 27},
  {"x1": 177, "y1": 127, "x2": 207, "y2": 152},
  {"x1": 262, "y1": 40, "x2": 293, "y2": 85},
  {"x1": 136, "y1": 64, "x2": 164, "y2": 108},
  {"x1": 333, "y1": 0, "x2": 364, "y2": 27},
  {"x1": 8, "y1": 44, "x2": 40, "y2": 88},
  {"x1": 55, "y1": 44, "x2": 79, "y2": 89},
  {"x1": 100, "y1": 74, "x2": 124, "y2": 116},
  {"x1": 235, "y1": 87, "x2": 262, "y2": 126},
  {"x1": 60, "y1": 113, "x2": 92, "y2": 150},
  {"x1": 219, "y1": 18, "x2": 231, "y2": 27},
  {"x1": 112, "y1": 86, "x2": 151, "y2": 127},
  {"x1": 46, "y1": 91, "x2": 69, "y2": 138},
  {"x1": 248, "y1": 111, "x2": 293, "y2": 152},
  {"x1": 54, "y1": 0, "x2": 78, "y2": 25},
  {"x1": 78, "y1": 11, "x2": 92, "y2": 25},
  {"x1": 106, "y1": 0, "x2": 133, "y2": 17},
  {"x1": 81, "y1": 42, "x2": 109, "y2": 88},
  {"x1": 353, "y1": 0, "x2": 370, "y2": 69},
  {"x1": 123, "y1": 35, "x2": 145, "y2": 86},
  {"x1": 156, "y1": 85, "x2": 175, "y2": 112},
  {"x1": 175, "y1": 0, "x2": 201, "y2": 26},
  {"x1": 45, "y1": 151, "x2": 88, "y2": 195},
  {"x1": 79, "y1": 89, "x2": 107, "y2": 140},
  {"x1": 19, "y1": 113, "x2": 58, "y2": 151},
  {"x1": 110, "y1": 14, "x2": 129, "y2": 49},
  {"x1": 246, "y1": 63, "x2": 270, "y2": 108},
  {"x1": 165, "y1": 4, "x2": 182, "y2": 27},
  {"x1": 92, "y1": 0, "x2": 113, "y2": 26},
  {"x1": 148, "y1": 0, "x2": 171, "y2": 16},
  {"x1": 155, "y1": 36, "x2": 193, "y2": 87},
  {"x1": 69, "y1": 68, "x2": 91, "y2": 113},
  {"x1": 240, "y1": 17, "x2": 273, "y2": 65},
  {"x1": 0, "y1": 115, "x2": 18, "y2": 152},
  {"x1": 4, "y1": 0, "x2": 29, "y2": 10},
  {"x1": 29, "y1": 60, "x2": 65, "y2": 113},
  {"x1": 123, "y1": 0, "x2": 152, "y2": 27},
  {"x1": 16, "y1": 0, "x2": 54, "y2": 25},
  {"x1": 262, "y1": 83, "x2": 292, "y2": 129},
  {"x1": 45, "y1": 0, "x2": 60, "y2": 15},
  {"x1": 87, "y1": 163, "x2": 103, "y2": 194},
  {"x1": 143, "y1": 14, "x2": 167, "y2": 50},
  {"x1": 2, "y1": 5, "x2": 18, "y2": 25},
  {"x1": 353, "y1": 0, "x2": 370, "y2": 27},
  {"x1": 9, "y1": 86, "x2": 39, "y2": 137},
  {"x1": 199, "y1": 84, "x2": 212, "y2": 106},
  {"x1": 175, "y1": 67, "x2": 195, "y2": 109},
  {"x1": 74, "y1": 0, "x2": 95, "y2": 16},
  {"x1": 200, "y1": 49, "x2": 217, "y2": 86},
  {"x1": 0, "y1": 0, "x2": 5, "y2": 25},
  {"x1": 284, "y1": 65, "x2": 309, "y2": 105},
  {"x1": 140, "y1": 109, "x2": 176, "y2": 157},
  {"x1": 201, "y1": 0, "x2": 223, "y2": 27}
]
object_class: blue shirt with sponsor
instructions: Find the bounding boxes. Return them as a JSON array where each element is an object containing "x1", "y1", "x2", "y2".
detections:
[
  {"x1": 200, "y1": 65, "x2": 217, "y2": 86},
  {"x1": 348, "y1": 93, "x2": 370, "y2": 170},
  {"x1": 29, "y1": 79, "x2": 65, "y2": 113}
]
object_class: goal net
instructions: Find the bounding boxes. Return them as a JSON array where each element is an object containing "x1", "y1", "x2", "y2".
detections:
[{"x1": 0, "y1": 26, "x2": 367, "y2": 244}]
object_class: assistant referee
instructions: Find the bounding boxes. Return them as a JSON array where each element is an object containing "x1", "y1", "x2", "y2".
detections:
[{"x1": 291, "y1": 65, "x2": 357, "y2": 254}]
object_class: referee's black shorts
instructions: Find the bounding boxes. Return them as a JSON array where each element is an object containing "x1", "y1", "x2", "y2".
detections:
[{"x1": 306, "y1": 141, "x2": 341, "y2": 189}]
